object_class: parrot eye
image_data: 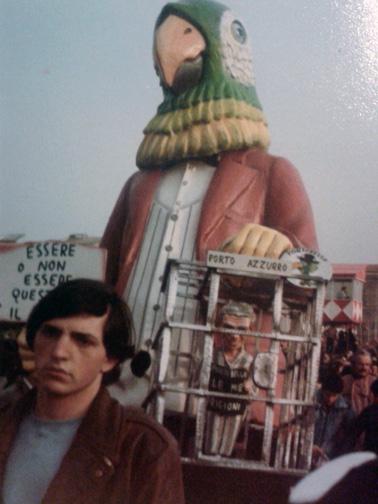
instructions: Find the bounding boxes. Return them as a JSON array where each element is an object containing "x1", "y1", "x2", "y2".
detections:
[{"x1": 231, "y1": 20, "x2": 247, "y2": 44}]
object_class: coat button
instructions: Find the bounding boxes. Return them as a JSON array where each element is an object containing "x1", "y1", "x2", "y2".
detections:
[
  {"x1": 95, "y1": 469, "x2": 104, "y2": 478},
  {"x1": 103, "y1": 456, "x2": 113, "y2": 468}
]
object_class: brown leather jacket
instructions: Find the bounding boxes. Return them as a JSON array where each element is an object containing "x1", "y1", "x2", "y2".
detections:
[
  {"x1": 101, "y1": 148, "x2": 318, "y2": 294},
  {"x1": 0, "y1": 388, "x2": 185, "y2": 504}
]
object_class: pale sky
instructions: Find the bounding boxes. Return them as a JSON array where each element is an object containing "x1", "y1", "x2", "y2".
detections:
[{"x1": 1, "y1": 0, "x2": 377, "y2": 263}]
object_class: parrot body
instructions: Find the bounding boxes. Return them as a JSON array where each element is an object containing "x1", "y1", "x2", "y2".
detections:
[{"x1": 101, "y1": 0, "x2": 318, "y2": 407}]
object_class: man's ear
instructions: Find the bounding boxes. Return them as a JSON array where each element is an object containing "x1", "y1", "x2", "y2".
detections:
[{"x1": 101, "y1": 357, "x2": 119, "y2": 374}]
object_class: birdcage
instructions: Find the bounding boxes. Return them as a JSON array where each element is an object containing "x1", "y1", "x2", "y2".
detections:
[{"x1": 150, "y1": 250, "x2": 328, "y2": 474}]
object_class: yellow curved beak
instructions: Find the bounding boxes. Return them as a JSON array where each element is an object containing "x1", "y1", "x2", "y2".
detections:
[{"x1": 154, "y1": 15, "x2": 206, "y2": 88}]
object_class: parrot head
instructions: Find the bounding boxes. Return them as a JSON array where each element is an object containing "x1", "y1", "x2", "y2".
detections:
[{"x1": 137, "y1": 0, "x2": 270, "y2": 170}]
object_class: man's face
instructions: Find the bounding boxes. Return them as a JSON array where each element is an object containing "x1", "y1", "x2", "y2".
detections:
[
  {"x1": 222, "y1": 314, "x2": 251, "y2": 353},
  {"x1": 34, "y1": 313, "x2": 116, "y2": 398},
  {"x1": 322, "y1": 390, "x2": 339, "y2": 408},
  {"x1": 354, "y1": 355, "x2": 372, "y2": 378}
]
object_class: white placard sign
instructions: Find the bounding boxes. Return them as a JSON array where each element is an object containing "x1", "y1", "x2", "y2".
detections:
[
  {"x1": 207, "y1": 251, "x2": 292, "y2": 275},
  {"x1": 206, "y1": 248, "x2": 332, "y2": 287},
  {"x1": 0, "y1": 242, "x2": 106, "y2": 322}
]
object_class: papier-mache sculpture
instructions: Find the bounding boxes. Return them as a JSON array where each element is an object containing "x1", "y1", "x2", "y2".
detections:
[{"x1": 101, "y1": 0, "x2": 318, "y2": 405}]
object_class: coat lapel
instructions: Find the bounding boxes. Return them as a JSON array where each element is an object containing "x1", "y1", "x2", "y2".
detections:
[
  {"x1": 196, "y1": 149, "x2": 263, "y2": 259},
  {"x1": 0, "y1": 393, "x2": 33, "y2": 488},
  {"x1": 42, "y1": 389, "x2": 122, "y2": 504},
  {"x1": 115, "y1": 169, "x2": 162, "y2": 294}
]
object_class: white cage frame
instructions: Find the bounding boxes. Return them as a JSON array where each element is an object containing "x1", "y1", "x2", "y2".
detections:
[{"x1": 151, "y1": 252, "x2": 327, "y2": 474}]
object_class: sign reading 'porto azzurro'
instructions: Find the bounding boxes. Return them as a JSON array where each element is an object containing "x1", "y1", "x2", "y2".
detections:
[
  {"x1": 0, "y1": 241, "x2": 106, "y2": 322},
  {"x1": 206, "y1": 250, "x2": 292, "y2": 276},
  {"x1": 206, "y1": 248, "x2": 332, "y2": 287}
]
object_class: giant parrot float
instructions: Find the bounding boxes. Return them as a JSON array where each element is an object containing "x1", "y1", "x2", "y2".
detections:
[{"x1": 101, "y1": 0, "x2": 318, "y2": 406}]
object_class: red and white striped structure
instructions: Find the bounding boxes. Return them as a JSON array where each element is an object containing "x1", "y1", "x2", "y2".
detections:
[{"x1": 323, "y1": 264, "x2": 366, "y2": 325}]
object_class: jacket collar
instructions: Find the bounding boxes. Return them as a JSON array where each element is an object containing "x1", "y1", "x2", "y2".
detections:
[
  {"x1": 42, "y1": 388, "x2": 125, "y2": 502},
  {"x1": 72, "y1": 387, "x2": 123, "y2": 460},
  {"x1": 317, "y1": 393, "x2": 350, "y2": 412},
  {"x1": 0, "y1": 387, "x2": 123, "y2": 467}
]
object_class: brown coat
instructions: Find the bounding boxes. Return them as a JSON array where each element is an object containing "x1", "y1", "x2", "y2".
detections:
[
  {"x1": 342, "y1": 374, "x2": 375, "y2": 415},
  {"x1": 101, "y1": 148, "x2": 318, "y2": 293},
  {"x1": 0, "y1": 388, "x2": 185, "y2": 504}
]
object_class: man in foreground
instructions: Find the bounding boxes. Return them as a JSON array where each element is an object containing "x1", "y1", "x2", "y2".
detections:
[{"x1": 0, "y1": 279, "x2": 185, "y2": 504}]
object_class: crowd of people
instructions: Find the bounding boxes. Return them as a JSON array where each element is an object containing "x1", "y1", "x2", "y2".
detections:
[{"x1": 312, "y1": 327, "x2": 378, "y2": 467}]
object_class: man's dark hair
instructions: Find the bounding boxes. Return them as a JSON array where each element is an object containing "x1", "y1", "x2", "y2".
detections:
[
  {"x1": 26, "y1": 279, "x2": 135, "y2": 384},
  {"x1": 352, "y1": 349, "x2": 372, "y2": 365},
  {"x1": 321, "y1": 373, "x2": 343, "y2": 394},
  {"x1": 370, "y1": 378, "x2": 378, "y2": 397}
]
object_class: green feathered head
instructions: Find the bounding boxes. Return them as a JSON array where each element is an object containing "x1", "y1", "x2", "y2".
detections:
[{"x1": 137, "y1": 0, "x2": 270, "y2": 170}]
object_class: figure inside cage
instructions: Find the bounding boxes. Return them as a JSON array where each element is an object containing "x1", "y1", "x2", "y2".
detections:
[{"x1": 204, "y1": 300, "x2": 256, "y2": 456}]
